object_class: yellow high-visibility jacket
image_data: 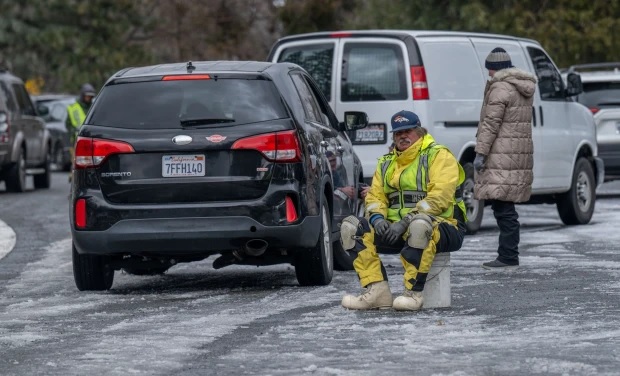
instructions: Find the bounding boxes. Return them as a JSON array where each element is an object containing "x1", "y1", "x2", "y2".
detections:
[{"x1": 365, "y1": 133, "x2": 464, "y2": 226}]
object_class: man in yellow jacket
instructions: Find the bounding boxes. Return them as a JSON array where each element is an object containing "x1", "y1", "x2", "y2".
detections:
[{"x1": 340, "y1": 110, "x2": 466, "y2": 311}]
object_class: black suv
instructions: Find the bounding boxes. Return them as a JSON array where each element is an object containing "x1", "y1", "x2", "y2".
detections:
[
  {"x1": 0, "y1": 69, "x2": 52, "y2": 192},
  {"x1": 70, "y1": 61, "x2": 368, "y2": 290}
]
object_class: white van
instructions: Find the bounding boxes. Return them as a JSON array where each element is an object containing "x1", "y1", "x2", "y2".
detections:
[{"x1": 268, "y1": 30, "x2": 604, "y2": 233}]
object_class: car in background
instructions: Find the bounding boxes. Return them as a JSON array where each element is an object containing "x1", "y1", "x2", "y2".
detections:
[
  {"x1": 32, "y1": 94, "x2": 76, "y2": 171},
  {"x1": 565, "y1": 63, "x2": 620, "y2": 181},
  {"x1": 69, "y1": 60, "x2": 368, "y2": 291},
  {"x1": 0, "y1": 68, "x2": 52, "y2": 192}
]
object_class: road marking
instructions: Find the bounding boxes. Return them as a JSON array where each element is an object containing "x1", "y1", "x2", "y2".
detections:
[{"x1": 0, "y1": 219, "x2": 16, "y2": 260}]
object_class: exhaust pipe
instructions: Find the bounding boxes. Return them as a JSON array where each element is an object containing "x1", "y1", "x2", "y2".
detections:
[
  {"x1": 244, "y1": 239, "x2": 268, "y2": 256},
  {"x1": 212, "y1": 239, "x2": 268, "y2": 269}
]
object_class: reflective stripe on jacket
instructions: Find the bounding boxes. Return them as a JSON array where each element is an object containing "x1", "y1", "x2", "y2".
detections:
[{"x1": 365, "y1": 134, "x2": 465, "y2": 225}]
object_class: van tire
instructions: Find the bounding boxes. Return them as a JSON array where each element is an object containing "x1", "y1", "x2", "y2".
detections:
[
  {"x1": 72, "y1": 243, "x2": 114, "y2": 291},
  {"x1": 557, "y1": 157, "x2": 595, "y2": 225},
  {"x1": 462, "y1": 163, "x2": 484, "y2": 234},
  {"x1": 295, "y1": 194, "x2": 333, "y2": 286}
]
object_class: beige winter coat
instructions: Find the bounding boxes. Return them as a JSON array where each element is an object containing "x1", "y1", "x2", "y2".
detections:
[{"x1": 474, "y1": 67, "x2": 537, "y2": 203}]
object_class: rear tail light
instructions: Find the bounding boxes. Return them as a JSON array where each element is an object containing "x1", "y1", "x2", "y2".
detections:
[
  {"x1": 75, "y1": 198, "x2": 87, "y2": 228},
  {"x1": 410, "y1": 65, "x2": 429, "y2": 100},
  {"x1": 285, "y1": 195, "x2": 298, "y2": 222},
  {"x1": 0, "y1": 111, "x2": 9, "y2": 143},
  {"x1": 589, "y1": 107, "x2": 600, "y2": 114},
  {"x1": 232, "y1": 130, "x2": 302, "y2": 162},
  {"x1": 74, "y1": 137, "x2": 135, "y2": 168},
  {"x1": 330, "y1": 32, "x2": 352, "y2": 38}
]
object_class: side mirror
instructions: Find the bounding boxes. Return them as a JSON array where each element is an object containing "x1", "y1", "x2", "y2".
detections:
[
  {"x1": 566, "y1": 72, "x2": 583, "y2": 97},
  {"x1": 340, "y1": 111, "x2": 369, "y2": 131}
]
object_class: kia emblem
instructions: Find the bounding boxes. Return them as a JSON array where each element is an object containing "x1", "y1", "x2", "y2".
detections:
[
  {"x1": 172, "y1": 135, "x2": 193, "y2": 145},
  {"x1": 206, "y1": 134, "x2": 227, "y2": 143}
]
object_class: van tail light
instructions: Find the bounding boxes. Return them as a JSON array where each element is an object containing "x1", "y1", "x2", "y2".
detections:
[
  {"x1": 589, "y1": 107, "x2": 600, "y2": 114},
  {"x1": 285, "y1": 195, "x2": 298, "y2": 222},
  {"x1": 75, "y1": 198, "x2": 87, "y2": 228},
  {"x1": 410, "y1": 65, "x2": 429, "y2": 100},
  {"x1": 74, "y1": 137, "x2": 135, "y2": 169},
  {"x1": 232, "y1": 130, "x2": 302, "y2": 162}
]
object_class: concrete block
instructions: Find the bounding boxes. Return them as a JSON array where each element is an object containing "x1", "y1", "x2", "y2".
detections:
[{"x1": 422, "y1": 252, "x2": 451, "y2": 309}]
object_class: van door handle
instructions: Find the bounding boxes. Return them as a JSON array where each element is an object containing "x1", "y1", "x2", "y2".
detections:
[
  {"x1": 539, "y1": 106, "x2": 544, "y2": 126},
  {"x1": 532, "y1": 107, "x2": 536, "y2": 127}
]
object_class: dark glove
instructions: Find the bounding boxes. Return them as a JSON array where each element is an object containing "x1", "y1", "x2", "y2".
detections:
[
  {"x1": 372, "y1": 218, "x2": 390, "y2": 238},
  {"x1": 383, "y1": 219, "x2": 409, "y2": 245},
  {"x1": 473, "y1": 153, "x2": 486, "y2": 172}
]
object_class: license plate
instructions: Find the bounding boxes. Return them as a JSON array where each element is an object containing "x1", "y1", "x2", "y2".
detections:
[
  {"x1": 162, "y1": 155, "x2": 205, "y2": 177},
  {"x1": 353, "y1": 123, "x2": 386, "y2": 144}
]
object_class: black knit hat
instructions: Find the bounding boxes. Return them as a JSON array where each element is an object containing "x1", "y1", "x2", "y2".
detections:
[{"x1": 485, "y1": 47, "x2": 513, "y2": 71}]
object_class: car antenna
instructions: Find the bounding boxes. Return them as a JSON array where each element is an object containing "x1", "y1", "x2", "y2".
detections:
[{"x1": 186, "y1": 61, "x2": 195, "y2": 73}]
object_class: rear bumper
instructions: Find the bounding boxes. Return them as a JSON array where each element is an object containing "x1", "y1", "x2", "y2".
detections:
[{"x1": 72, "y1": 215, "x2": 321, "y2": 256}]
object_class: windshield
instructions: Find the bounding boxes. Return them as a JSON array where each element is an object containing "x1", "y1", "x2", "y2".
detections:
[
  {"x1": 36, "y1": 98, "x2": 75, "y2": 123},
  {"x1": 577, "y1": 81, "x2": 620, "y2": 109},
  {"x1": 88, "y1": 78, "x2": 289, "y2": 129}
]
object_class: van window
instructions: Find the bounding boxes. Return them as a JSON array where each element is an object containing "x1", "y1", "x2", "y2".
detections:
[
  {"x1": 341, "y1": 42, "x2": 407, "y2": 102},
  {"x1": 0, "y1": 82, "x2": 17, "y2": 112},
  {"x1": 278, "y1": 43, "x2": 334, "y2": 101},
  {"x1": 420, "y1": 41, "x2": 483, "y2": 100},
  {"x1": 527, "y1": 47, "x2": 565, "y2": 101}
]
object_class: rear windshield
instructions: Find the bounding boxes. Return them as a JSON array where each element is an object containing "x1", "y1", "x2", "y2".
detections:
[
  {"x1": 577, "y1": 82, "x2": 620, "y2": 109},
  {"x1": 88, "y1": 78, "x2": 288, "y2": 129}
]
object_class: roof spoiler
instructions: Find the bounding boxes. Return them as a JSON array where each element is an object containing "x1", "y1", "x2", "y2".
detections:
[{"x1": 565, "y1": 62, "x2": 620, "y2": 73}]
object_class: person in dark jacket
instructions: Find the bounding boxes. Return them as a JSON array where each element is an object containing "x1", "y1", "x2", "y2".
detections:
[{"x1": 474, "y1": 47, "x2": 537, "y2": 270}]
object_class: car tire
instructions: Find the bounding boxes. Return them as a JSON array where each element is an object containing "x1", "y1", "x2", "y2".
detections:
[
  {"x1": 53, "y1": 143, "x2": 64, "y2": 171},
  {"x1": 462, "y1": 162, "x2": 484, "y2": 234},
  {"x1": 33, "y1": 147, "x2": 51, "y2": 189},
  {"x1": 557, "y1": 157, "x2": 595, "y2": 225},
  {"x1": 72, "y1": 243, "x2": 114, "y2": 291},
  {"x1": 5, "y1": 148, "x2": 26, "y2": 193},
  {"x1": 333, "y1": 241, "x2": 355, "y2": 271},
  {"x1": 123, "y1": 265, "x2": 170, "y2": 275},
  {"x1": 294, "y1": 194, "x2": 333, "y2": 286}
]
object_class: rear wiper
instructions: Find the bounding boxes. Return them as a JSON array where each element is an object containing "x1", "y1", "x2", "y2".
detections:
[{"x1": 180, "y1": 118, "x2": 235, "y2": 126}]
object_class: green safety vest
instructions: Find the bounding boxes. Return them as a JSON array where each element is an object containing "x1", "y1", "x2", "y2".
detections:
[
  {"x1": 67, "y1": 102, "x2": 86, "y2": 128},
  {"x1": 378, "y1": 143, "x2": 467, "y2": 223}
]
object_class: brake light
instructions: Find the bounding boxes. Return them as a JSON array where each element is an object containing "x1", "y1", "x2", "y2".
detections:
[
  {"x1": 410, "y1": 65, "x2": 429, "y2": 100},
  {"x1": 74, "y1": 137, "x2": 135, "y2": 168},
  {"x1": 331, "y1": 32, "x2": 352, "y2": 38},
  {"x1": 590, "y1": 107, "x2": 600, "y2": 114},
  {"x1": 232, "y1": 130, "x2": 301, "y2": 162},
  {"x1": 75, "y1": 198, "x2": 87, "y2": 228},
  {"x1": 162, "y1": 74, "x2": 211, "y2": 81},
  {"x1": 285, "y1": 195, "x2": 298, "y2": 222}
]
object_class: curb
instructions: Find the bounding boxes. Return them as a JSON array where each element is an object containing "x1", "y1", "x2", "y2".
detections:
[{"x1": 0, "y1": 219, "x2": 16, "y2": 261}]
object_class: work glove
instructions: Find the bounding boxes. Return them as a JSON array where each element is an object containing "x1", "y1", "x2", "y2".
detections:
[
  {"x1": 372, "y1": 218, "x2": 390, "y2": 238},
  {"x1": 383, "y1": 212, "x2": 416, "y2": 245},
  {"x1": 473, "y1": 153, "x2": 486, "y2": 172}
]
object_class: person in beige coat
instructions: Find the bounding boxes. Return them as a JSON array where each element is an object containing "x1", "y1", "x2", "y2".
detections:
[{"x1": 474, "y1": 47, "x2": 536, "y2": 270}]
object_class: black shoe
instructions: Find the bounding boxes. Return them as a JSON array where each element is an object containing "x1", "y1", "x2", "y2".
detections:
[{"x1": 482, "y1": 259, "x2": 519, "y2": 271}]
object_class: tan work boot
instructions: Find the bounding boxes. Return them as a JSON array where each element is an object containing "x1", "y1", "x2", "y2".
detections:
[
  {"x1": 392, "y1": 289, "x2": 424, "y2": 311},
  {"x1": 341, "y1": 281, "x2": 392, "y2": 310}
]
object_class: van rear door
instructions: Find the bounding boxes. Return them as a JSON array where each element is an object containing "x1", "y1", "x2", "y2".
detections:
[
  {"x1": 271, "y1": 39, "x2": 339, "y2": 110},
  {"x1": 336, "y1": 38, "x2": 411, "y2": 178}
]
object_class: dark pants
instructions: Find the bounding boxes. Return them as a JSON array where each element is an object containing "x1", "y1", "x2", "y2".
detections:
[{"x1": 490, "y1": 200, "x2": 520, "y2": 265}]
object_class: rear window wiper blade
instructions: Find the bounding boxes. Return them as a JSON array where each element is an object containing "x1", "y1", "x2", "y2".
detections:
[{"x1": 180, "y1": 118, "x2": 235, "y2": 126}]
